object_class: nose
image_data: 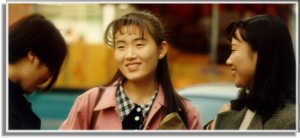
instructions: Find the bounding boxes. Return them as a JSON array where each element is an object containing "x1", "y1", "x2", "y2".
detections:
[
  {"x1": 125, "y1": 46, "x2": 137, "y2": 60},
  {"x1": 226, "y1": 55, "x2": 232, "y2": 66}
]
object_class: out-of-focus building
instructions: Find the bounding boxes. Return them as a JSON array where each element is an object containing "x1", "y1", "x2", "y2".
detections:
[{"x1": 8, "y1": 3, "x2": 296, "y2": 90}]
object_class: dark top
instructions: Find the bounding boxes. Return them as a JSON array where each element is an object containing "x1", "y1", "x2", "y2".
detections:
[
  {"x1": 122, "y1": 104, "x2": 144, "y2": 129},
  {"x1": 9, "y1": 79, "x2": 41, "y2": 129}
]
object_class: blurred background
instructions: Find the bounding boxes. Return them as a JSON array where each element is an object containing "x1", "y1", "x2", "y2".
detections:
[{"x1": 8, "y1": 3, "x2": 297, "y2": 129}]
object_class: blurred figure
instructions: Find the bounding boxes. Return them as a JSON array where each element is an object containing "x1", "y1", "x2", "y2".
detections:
[
  {"x1": 9, "y1": 14, "x2": 68, "y2": 129},
  {"x1": 60, "y1": 11, "x2": 201, "y2": 130},
  {"x1": 205, "y1": 14, "x2": 295, "y2": 130}
]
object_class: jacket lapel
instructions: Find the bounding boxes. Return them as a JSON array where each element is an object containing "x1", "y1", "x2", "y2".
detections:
[
  {"x1": 144, "y1": 84, "x2": 165, "y2": 129},
  {"x1": 247, "y1": 113, "x2": 263, "y2": 129},
  {"x1": 94, "y1": 84, "x2": 119, "y2": 111}
]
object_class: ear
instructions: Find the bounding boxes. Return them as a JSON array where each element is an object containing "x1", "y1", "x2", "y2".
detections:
[
  {"x1": 158, "y1": 41, "x2": 168, "y2": 60},
  {"x1": 27, "y1": 51, "x2": 37, "y2": 63}
]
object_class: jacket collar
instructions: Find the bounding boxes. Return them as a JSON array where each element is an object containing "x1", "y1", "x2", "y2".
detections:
[
  {"x1": 94, "y1": 80, "x2": 119, "y2": 111},
  {"x1": 144, "y1": 84, "x2": 165, "y2": 128},
  {"x1": 248, "y1": 113, "x2": 263, "y2": 129},
  {"x1": 94, "y1": 79, "x2": 165, "y2": 111}
]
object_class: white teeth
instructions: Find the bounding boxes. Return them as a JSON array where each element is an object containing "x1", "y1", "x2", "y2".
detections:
[
  {"x1": 128, "y1": 63, "x2": 139, "y2": 66},
  {"x1": 127, "y1": 63, "x2": 140, "y2": 71}
]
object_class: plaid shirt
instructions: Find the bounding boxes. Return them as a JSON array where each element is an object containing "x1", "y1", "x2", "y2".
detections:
[{"x1": 116, "y1": 81, "x2": 158, "y2": 122}]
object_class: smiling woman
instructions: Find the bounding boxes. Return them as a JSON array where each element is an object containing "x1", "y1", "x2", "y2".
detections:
[
  {"x1": 204, "y1": 14, "x2": 296, "y2": 130},
  {"x1": 8, "y1": 13, "x2": 68, "y2": 129},
  {"x1": 226, "y1": 29, "x2": 257, "y2": 89},
  {"x1": 59, "y1": 11, "x2": 202, "y2": 130},
  {"x1": 113, "y1": 25, "x2": 164, "y2": 83}
]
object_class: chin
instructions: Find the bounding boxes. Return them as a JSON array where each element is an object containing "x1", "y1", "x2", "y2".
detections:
[
  {"x1": 234, "y1": 81, "x2": 243, "y2": 88},
  {"x1": 24, "y1": 89, "x2": 35, "y2": 94},
  {"x1": 235, "y1": 82, "x2": 249, "y2": 90},
  {"x1": 125, "y1": 76, "x2": 143, "y2": 82}
]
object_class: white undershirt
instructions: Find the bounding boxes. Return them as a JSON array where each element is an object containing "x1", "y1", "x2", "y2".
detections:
[{"x1": 239, "y1": 109, "x2": 256, "y2": 130}]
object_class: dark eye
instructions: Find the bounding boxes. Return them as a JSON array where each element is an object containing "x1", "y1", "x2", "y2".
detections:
[
  {"x1": 116, "y1": 46, "x2": 125, "y2": 49},
  {"x1": 136, "y1": 44, "x2": 144, "y2": 47},
  {"x1": 231, "y1": 49, "x2": 236, "y2": 53}
]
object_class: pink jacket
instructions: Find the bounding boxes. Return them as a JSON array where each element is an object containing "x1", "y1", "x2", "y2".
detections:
[{"x1": 59, "y1": 81, "x2": 202, "y2": 130}]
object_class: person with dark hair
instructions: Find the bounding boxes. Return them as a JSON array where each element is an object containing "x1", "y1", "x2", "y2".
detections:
[
  {"x1": 9, "y1": 13, "x2": 68, "y2": 129},
  {"x1": 59, "y1": 11, "x2": 201, "y2": 130},
  {"x1": 205, "y1": 14, "x2": 295, "y2": 130}
]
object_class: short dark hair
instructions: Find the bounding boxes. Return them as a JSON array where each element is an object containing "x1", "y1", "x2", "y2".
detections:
[
  {"x1": 104, "y1": 11, "x2": 189, "y2": 127},
  {"x1": 9, "y1": 13, "x2": 68, "y2": 91},
  {"x1": 226, "y1": 14, "x2": 295, "y2": 116}
]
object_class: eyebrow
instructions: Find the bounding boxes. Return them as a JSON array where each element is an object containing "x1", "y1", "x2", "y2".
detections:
[
  {"x1": 133, "y1": 37, "x2": 147, "y2": 42},
  {"x1": 115, "y1": 40, "x2": 125, "y2": 44},
  {"x1": 115, "y1": 37, "x2": 147, "y2": 44}
]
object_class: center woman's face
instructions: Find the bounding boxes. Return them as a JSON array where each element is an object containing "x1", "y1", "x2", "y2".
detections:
[
  {"x1": 114, "y1": 26, "x2": 161, "y2": 82},
  {"x1": 226, "y1": 29, "x2": 258, "y2": 89}
]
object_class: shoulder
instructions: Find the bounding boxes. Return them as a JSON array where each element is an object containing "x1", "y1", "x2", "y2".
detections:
[
  {"x1": 181, "y1": 99, "x2": 199, "y2": 118},
  {"x1": 261, "y1": 103, "x2": 295, "y2": 129},
  {"x1": 270, "y1": 103, "x2": 295, "y2": 128},
  {"x1": 182, "y1": 99, "x2": 202, "y2": 129},
  {"x1": 274, "y1": 103, "x2": 295, "y2": 119},
  {"x1": 76, "y1": 87, "x2": 100, "y2": 101},
  {"x1": 218, "y1": 103, "x2": 231, "y2": 113},
  {"x1": 182, "y1": 99, "x2": 198, "y2": 114},
  {"x1": 206, "y1": 103, "x2": 231, "y2": 129}
]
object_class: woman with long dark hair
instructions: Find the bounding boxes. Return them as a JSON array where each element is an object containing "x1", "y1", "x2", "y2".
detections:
[
  {"x1": 60, "y1": 11, "x2": 201, "y2": 130},
  {"x1": 205, "y1": 14, "x2": 295, "y2": 130}
]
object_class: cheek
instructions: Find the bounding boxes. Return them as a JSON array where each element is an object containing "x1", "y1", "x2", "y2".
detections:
[
  {"x1": 237, "y1": 58, "x2": 256, "y2": 86},
  {"x1": 114, "y1": 51, "x2": 123, "y2": 64},
  {"x1": 114, "y1": 51, "x2": 127, "y2": 74},
  {"x1": 142, "y1": 46, "x2": 159, "y2": 60},
  {"x1": 38, "y1": 64, "x2": 51, "y2": 78},
  {"x1": 143, "y1": 50, "x2": 159, "y2": 66}
]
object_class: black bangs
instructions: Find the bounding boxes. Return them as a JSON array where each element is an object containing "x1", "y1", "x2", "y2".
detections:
[
  {"x1": 226, "y1": 20, "x2": 249, "y2": 43},
  {"x1": 116, "y1": 24, "x2": 147, "y2": 38},
  {"x1": 226, "y1": 21, "x2": 237, "y2": 42}
]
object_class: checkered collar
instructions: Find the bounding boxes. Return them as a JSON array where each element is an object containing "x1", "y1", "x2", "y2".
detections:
[{"x1": 116, "y1": 80, "x2": 158, "y2": 121}]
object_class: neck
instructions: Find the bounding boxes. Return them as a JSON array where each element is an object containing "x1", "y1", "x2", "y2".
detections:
[
  {"x1": 123, "y1": 77, "x2": 157, "y2": 105},
  {"x1": 9, "y1": 61, "x2": 29, "y2": 92}
]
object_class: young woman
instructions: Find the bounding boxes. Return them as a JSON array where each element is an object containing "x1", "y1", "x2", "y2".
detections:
[
  {"x1": 9, "y1": 14, "x2": 68, "y2": 129},
  {"x1": 60, "y1": 11, "x2": 201, "y2": 130},
  {"x1": 205, "y1": 14, "x2": 295, "y2": 130}
]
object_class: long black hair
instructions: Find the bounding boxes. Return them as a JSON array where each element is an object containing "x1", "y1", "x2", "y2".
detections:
[
  {"x1": 9, "y1": 13, "x2": 68, "y2": 91},
  {"x1": 103, "y1": 11, "x2": 189, "y2": 127},
  {"x1": 226, "y1": 14, "x2": 295, "y2": 116}
]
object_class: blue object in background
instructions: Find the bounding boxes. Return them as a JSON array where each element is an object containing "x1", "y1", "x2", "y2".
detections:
[
  {"x1": 178, "y1": 83, "x2": 239, "y2": 125},
  {"x1": 27, "y1": 90, "x2": 82, "y2": 129}
]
